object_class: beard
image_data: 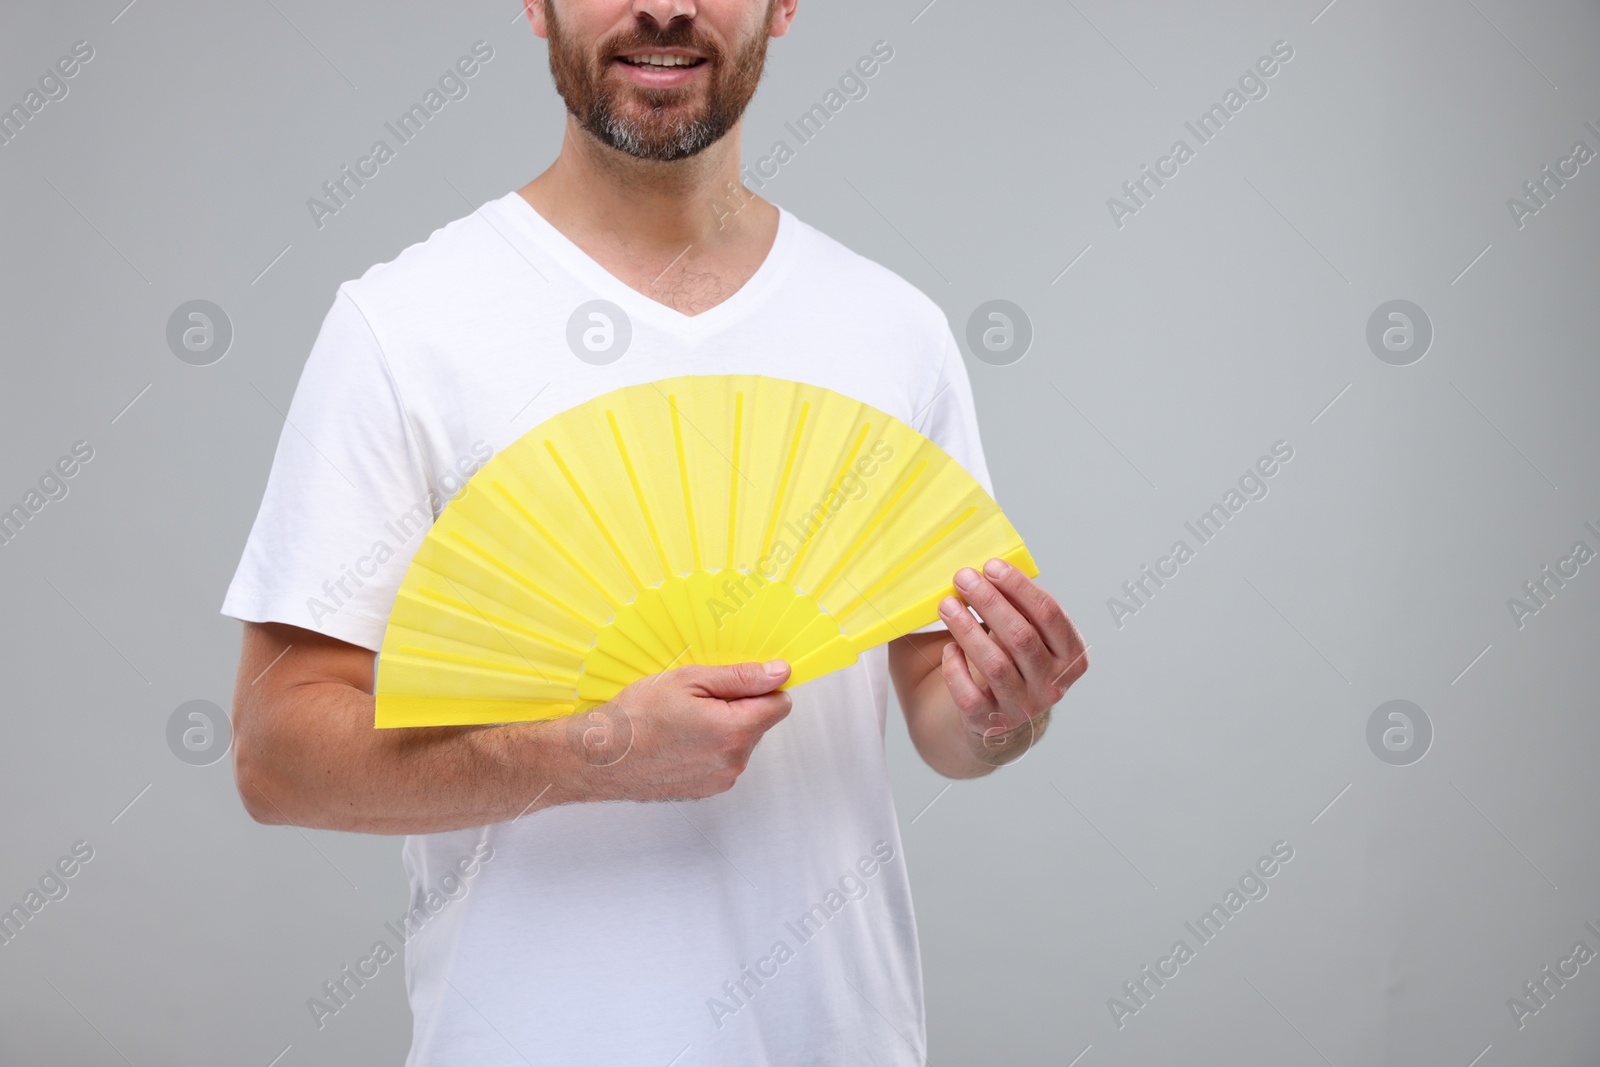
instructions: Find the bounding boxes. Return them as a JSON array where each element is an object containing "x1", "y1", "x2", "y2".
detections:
[{"x1": 544, "y1": 0, "x2": 771, "y2": 162}]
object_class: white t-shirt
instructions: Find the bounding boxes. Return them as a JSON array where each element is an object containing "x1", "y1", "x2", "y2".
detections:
[{"x1": 222, "y1": 190, "x2": 993, "y2": 1067}]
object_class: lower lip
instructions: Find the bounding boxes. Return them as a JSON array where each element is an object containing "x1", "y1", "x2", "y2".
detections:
[{"x1": 611, "y1": 58, "x2": 707, "y2": 89}]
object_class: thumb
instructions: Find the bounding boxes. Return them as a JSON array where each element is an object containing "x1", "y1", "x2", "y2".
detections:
[{"x1": 680, "y1": 659, "x2": 790, "y2": 699}]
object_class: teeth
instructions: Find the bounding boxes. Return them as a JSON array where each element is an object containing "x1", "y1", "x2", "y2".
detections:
[{"x1": 626, "y1": 53, "x2": 697, "y2": 67}]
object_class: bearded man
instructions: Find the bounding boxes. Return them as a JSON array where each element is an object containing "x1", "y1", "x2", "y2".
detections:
[{"x1": 222, "y1": 2, "x2": 1088, "y2": 1063}]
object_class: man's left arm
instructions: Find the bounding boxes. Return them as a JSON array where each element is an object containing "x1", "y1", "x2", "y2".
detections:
[{"x1": 889, "y1": 557, "x2": 1089, "y2": 778}]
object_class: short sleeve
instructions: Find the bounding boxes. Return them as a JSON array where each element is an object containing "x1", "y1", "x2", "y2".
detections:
[
  {"x1": 907, "y1": 324, "x2": 994, "y2": 635},
  {"x1": 221, "y1": 286, "x2": 431, "y2": 651},
  {"x1": 915, "y1": 326, "x2": 993, "y2": 494}
]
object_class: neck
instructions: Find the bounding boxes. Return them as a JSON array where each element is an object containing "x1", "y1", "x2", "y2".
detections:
[{"x1": 522, "y1": 115, "x2": 761, "y2": 251}]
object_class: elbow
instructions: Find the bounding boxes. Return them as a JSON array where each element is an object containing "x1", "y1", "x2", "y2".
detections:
[{"x1": 231, "y1": 712, "x2": 287, "y2": 826}]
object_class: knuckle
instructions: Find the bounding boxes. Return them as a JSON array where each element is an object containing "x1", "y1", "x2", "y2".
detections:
[
  {"x1": 1009, "y1": 625, "x2": 1039, "y2": 654},
  {"x1": 692, "y1": 779, "x2": 724, "y2": 799},
  {"x1": 668, "y1": 668, "x2": 707, "y2": 694}
]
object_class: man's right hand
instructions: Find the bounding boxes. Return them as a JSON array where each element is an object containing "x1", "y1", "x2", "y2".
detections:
[
  {"x1": 230, "y1": 621, "x2": 796, "y2": 834},
  {"x1": 561, "y1": 659, "x2": 795, "y2": 803}
]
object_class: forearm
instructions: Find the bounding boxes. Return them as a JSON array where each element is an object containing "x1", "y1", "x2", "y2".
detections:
[
  {"x1": 903, "y1": 667, "x2": 1050, "y2": 779},
  {"x1": 236, "y1": 681, "x2": 577, "y2": 835}
]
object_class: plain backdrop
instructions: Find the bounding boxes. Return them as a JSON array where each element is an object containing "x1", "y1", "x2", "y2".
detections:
[{"x1": 2, "y1": 0, "x2": 1599, "y2": 1064}]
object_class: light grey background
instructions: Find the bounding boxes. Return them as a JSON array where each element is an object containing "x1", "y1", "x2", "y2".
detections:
[{"x1": 3, "y1": 0, "x2": 1598, "y2": 1064}]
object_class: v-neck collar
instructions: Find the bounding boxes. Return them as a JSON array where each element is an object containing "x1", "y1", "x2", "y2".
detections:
[{"x1": 495, "y1": 189, "x2": 797, "y2": 337}]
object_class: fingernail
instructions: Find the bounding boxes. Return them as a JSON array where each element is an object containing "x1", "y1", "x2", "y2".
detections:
[
  {"x1": 954, "y1": 567, "x2": 979, "y2": 591},
  {"x1": 940, "y1": 596, "x2": 962, "y2": 615},
  {"x1": 984, "y1": 558, "x2": 1008, "y2": 578},
  {"x1": 764, "y1": 659, "x2": 788, "y2": 676}
]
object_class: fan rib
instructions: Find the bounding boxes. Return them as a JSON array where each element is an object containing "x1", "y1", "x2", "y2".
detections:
[
  {"x1": 544, "y1": 440, "x2": 647, "y2": 595},
  {"x1": 584, "y1": 627, "x2": 670, "y2": 682},
  {"x1": 606, "y1": 409, "x2": 673, "y2": 577},
  {"x1": 390, "y1": 643, "x2": 568, "y2": 683},
  {"x1": 781, "y1": 420, "x2": 872, "y2": 587},
  {"x1": 668, "y1": 398, "x2": 702, "y2": 572},
  {"x1": 726, "y1": 391, "x2": 744, "y2": 569},
  {"x1": 410, "y1": 582, "x2": 589, "y2": 661},
  {"x1": 835, "y1": 505, "x2": 979, "y2": 620},
  {"x1": 433, "y1": 572, "x2": 577, "y2": 687},
  {"x1": 756, "y1": 399, "x2": 810, "y2": 571},
  {"x1": 809, "y1": 458, "x2": 930, "y2": 601},
  {"x1": 440, "y1": 530, "x2": 605, "y2": 633},
  {"x1": 488, "y1": 481, "x2": 619, "y2": 615}
]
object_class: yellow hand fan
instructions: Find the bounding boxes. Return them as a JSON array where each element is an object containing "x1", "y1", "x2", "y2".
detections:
[{"x1": 374, "y1": 374, "x2": 1037, "y2": 728}]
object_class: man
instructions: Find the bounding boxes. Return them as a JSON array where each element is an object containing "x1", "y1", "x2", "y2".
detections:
[{"x1": 223, "y1": 0, "x2": 1088, "y2": 1063}]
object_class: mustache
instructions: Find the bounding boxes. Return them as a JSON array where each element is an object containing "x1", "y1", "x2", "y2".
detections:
[{"x1": 602, "y1": 21, "x2": 722, "y2": 61}]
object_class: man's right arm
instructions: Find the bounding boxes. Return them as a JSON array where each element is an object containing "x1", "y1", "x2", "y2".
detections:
[{"x1": 230, "y1": 621, "x2": 794, "y2": 835}]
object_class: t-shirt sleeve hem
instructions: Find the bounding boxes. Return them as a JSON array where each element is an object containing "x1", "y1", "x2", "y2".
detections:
[{"x1": 220, "y1": 586, "x2": 386, "y2": 652}]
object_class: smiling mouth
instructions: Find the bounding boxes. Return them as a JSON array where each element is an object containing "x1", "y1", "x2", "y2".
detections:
[{"x1": 616, "y1": 53, "x2": 708, "y2": 70}]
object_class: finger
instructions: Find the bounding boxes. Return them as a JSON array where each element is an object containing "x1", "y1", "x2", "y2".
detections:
[
  {"x1": 951, "y1": 566, "x2": 1053, "y2": 682},
  {"x1": 979, "y1": 558, "x2": 1076, "y2": 662},
  {"x1": 1048, "y1": 609, "x2": 1091, "y2": 688},
  {"x1": 938, "y1": 594, "x2": 1026, "y2": 704},
  {"x1": 939, "y1": 641, "x2": 992, "y2": 720},
  {"x1": 724, "y1": 690, "x2": 794, "y2": 732},
  {"x1": 681, "y1": 660, "x2": 789, "y2": 699}
]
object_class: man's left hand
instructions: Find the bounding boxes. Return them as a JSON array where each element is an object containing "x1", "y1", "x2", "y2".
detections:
[{"x1": 937, "y1": 557, "x2": 1089, "y2": 748}]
